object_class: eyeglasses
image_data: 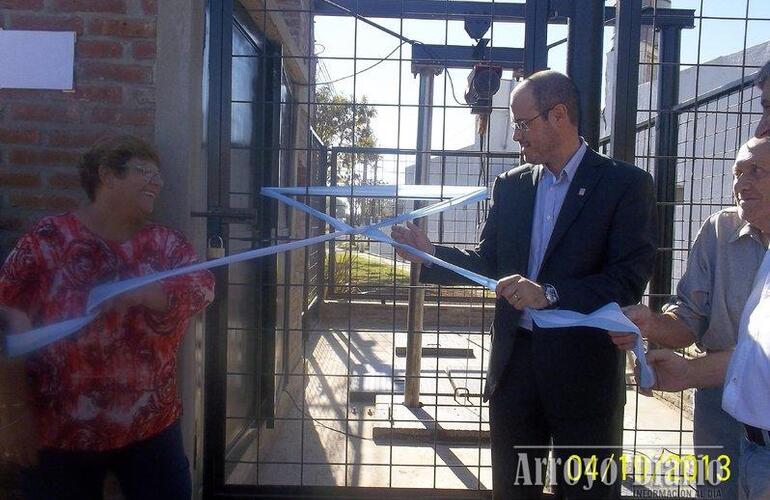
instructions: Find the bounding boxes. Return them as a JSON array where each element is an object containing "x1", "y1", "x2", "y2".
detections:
[
  {"x1": 130, "y1": 165, "x2": 163, "y2": 183},
  {"x1": 511, "y1": 105, "x2": 556, "y2": 133}
]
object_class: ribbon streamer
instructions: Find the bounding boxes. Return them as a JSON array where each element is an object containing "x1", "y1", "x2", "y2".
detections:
[
  {"x1": 529, "y1": 304, "x2": 655, "y2": 388},
  {"x1": 5, "y1": 185, "x2": 490, "y2": 356},
  {"x1": 3, "y1": 183, "x2": 655, "y2": 389}
]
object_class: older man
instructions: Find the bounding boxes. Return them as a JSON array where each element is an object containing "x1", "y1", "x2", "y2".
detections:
[
  {"x1": 641, "y1": 137, "x2": 770, "y2": 500},
  {"x1": 613, "y1": 64, "x2": 770, "y2": 499},
  {"x1": 393, "y1": 70, "x2": 657, "y2": 499}
]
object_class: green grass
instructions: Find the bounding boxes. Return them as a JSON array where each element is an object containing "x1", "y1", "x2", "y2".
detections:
[
  {"x1": 330, "y1": 245, "x2": 494, "y2": 300},
  {"x1": 333, "y1": 246, "x2": 410, "y2": 292}
]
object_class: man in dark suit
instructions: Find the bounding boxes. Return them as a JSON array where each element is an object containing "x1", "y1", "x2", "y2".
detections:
[{"x1": 391, "y1": 70, "x2": 657, "y2": 499}]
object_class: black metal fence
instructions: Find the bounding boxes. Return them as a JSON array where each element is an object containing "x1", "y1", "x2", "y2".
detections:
[{"x1": 204, "y1": 1, "x2": 770, "y2": 498}]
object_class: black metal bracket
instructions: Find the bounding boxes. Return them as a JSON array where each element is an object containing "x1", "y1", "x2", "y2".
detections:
[
  {"x1": 411, "y1": 44, "x2": 524, "y2": 71},
  {"x1": 314, "y1": 0, "x2": 695, "y2": 30}
]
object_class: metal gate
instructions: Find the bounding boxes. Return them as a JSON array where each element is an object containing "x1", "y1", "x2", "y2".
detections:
[{"x1": 200, "y1": 1, "x2": 768, "y2": 498}]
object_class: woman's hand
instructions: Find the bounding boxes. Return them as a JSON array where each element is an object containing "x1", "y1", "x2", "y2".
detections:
[{"x1": 101, "y1": 283, "x2": 169, "y2": 315}]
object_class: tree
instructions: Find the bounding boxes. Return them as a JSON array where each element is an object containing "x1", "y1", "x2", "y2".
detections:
[
  {"x1": 314, "y1": 86, "x2": 391, "y2": 226},
  {"x1": 314, "y1": 86, "x2": 380, "y2": 185}
]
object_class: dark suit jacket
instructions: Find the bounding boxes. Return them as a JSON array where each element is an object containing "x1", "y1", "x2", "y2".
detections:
[{"x1": 420, "y1": 147, "x2": 657, "y2": 418}]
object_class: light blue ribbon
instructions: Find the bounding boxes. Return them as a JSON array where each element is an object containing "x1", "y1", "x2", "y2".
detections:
[
  {"x1": 530, "y1": 304, "x2": 655, "y2": 388},
  {"x1": 3, "y1": 183, "x2": 655, "y2": 389},
  {"x1": 5, "y1": 185, "x2": 490, "y2": 356}
]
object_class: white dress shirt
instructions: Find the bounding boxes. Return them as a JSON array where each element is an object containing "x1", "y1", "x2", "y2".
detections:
[
  {"x1": 519, "y1": 141, "x2": 587, "y2": 331},
  {"x1": 722, "y1": 247, "x2": 770, "y2": 430}
]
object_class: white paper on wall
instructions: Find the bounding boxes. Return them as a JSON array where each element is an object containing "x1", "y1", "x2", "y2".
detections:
[{"x1": 0, "y1": 30, "x2": 76, "y2": 90}]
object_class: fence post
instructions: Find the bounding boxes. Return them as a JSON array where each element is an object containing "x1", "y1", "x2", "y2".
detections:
[
  {"x1": 326, "y1": 150, "x2": 338, "y2": 298},
  {"x1": 610, "y1": 0, "x2": 641, "y2": 164},
  {"x1": 405, "y1": 65, "x2": 441, "y2": 407},
  {"x1": 650, "y1": 26, "x2": 682, "y2": 312},
  {"x1": 566, "y1": 0, "x2": 604, "y2": 149}
]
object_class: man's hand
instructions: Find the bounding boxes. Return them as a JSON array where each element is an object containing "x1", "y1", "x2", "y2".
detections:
[
  {"x1": 622, "y1": 304, "x2": 655, "y2": 335},
  {"x1": 496, "y1": 274, "x2": 548, "y2": 310},
  {"x1": 638, "y1": 349, "x2": 693, "y2": 394},
  {"x1": 609, "y1": 332, "x2": 638, "y2": 351},
  {"x1": 609, "y1": 304, "x2": 653, "y2": 351},
  {"x1": 390, "y1": 221, "x2": 435, "y2": 264}
]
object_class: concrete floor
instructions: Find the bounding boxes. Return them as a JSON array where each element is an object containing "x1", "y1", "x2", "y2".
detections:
[{"x1": 225, "y1": 318, "x2": 697, "y2": 497}]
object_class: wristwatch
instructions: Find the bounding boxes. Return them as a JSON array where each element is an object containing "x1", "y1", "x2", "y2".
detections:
[{"x1": 543, "y1": 283, "x2": 559, "y2": 308}]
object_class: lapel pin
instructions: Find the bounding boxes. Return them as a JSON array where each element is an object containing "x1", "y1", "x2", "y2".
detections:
[{"x1": 578, "y1": 188, "x2": 586, "y2": 196}]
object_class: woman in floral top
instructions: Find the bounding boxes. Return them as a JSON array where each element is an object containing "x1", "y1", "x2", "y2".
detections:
[{"x1": 0, "y1": 135, "x2": 214, "y2": 499}]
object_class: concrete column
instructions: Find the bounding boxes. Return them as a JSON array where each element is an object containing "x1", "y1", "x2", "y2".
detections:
[{"x1": 154, "y1": 0, "x2": 207, "y2": 496}]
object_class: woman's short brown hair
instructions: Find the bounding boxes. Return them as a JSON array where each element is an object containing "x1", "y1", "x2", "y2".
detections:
[{"x1": 78, "y1": 135, "x2": 160, "y2": 201}]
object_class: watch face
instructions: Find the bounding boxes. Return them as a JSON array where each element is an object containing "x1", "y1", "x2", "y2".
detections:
[{"x1": 545, "y1": 286, "x2": 558, "y2": 305}]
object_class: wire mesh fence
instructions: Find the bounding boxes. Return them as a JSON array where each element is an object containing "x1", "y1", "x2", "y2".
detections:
[{"x1": 206, "y1": 0, "x2": 770, "y2": 497}]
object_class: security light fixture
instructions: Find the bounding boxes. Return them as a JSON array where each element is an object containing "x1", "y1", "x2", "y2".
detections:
[{"x1": 464, "y1": 63, "x2": 502, "y2": 115}]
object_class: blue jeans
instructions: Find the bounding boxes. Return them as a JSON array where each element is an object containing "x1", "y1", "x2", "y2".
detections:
[
  {"x1": 694, "y1": 387, "x2": 743, "y2": 499},
  {"x1": 739, "y1": 436, "x2": 770, "y2": 500},
  {"x1": 21, "y1": 420, "x2": 191, "y2": 500}
]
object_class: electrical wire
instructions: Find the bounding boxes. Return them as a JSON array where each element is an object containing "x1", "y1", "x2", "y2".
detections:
[
  {"x1": 307, "y1": 42, "x2": 406, "y2": 87},
  {"x1": 439, "y1": 63, "x2": 466, "y2": 106},
  {"x1": 282, "y1": 388, "x2": 373, "y2": 441},
  {"x1": 316, "y1": 0, "x2": 419, "y2": 46},
  {"x1": 315, "y1": 0, "x2": 467, "y2": 106}
]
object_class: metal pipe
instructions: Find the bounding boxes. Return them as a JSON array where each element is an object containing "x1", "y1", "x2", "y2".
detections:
[
  {"x1": 524, "y1": 0, "x2": 549, "y2": 76},
  {"x1": 567, "y1": 0, "x2": 604, "y2": 149},
  {"x1": 610, "y1": 0, "x2": 641, "y2": 164},
  {"x1": 314, "y1": 0, "x2": 696, "y2": 29},
  {"x1": 405, "y1": 66, "x2": 439, "y2": 407},
  {"x1": 650, "y1": 26, "x2": 682, "y2": 312},
  {"x1": 326, "y1": 152, "x2": 338, "y2": 298}
]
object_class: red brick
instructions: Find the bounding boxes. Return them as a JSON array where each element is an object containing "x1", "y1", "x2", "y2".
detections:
[
  {"x1": 48, "y1": 172, "x2": 82, "y2": 189},
  {"x1": 10, "y1": 149, "x2": 81, "y2": 167},
  {"x1": 88, "y1": 17, "x2": 155, "y2": 38},
  {"x1": 141, "y1": 0, "x2": 156, "y2": 15},
  {"x1": 1, "y1": 89, "x2": 60, "y2": 100},
  {"x1": 73, "y1": 85, "x2": 123, "y2": 104},
  {"x1": 10, "y1": 14, "x2": 84, "y2": 33},
  {"x1": 0, "y1": 0, "x2": 44, "y2": 9},
  {"x1": 0, "y1": 170, "x2": 41, "y2": 188},
  {"x1": 11, "y1": 103, "x2": 80, "y2": 123},
  {"x1": 10, "y1": 193, "x2": 80, "y2": 211},
  {"x1": 90, "y1": 107, "x2": 154, "y2": 127},
  {"x1": 80, "y1": 62, "x2": 153, "y2": 84},
  {"x1": 132, "y1": 41, "x2": 155, "y2": 60},
  {"x1": 130, "y1": 88, "x2": 155, "y2": 106},
  {"x1": 0, "y1": 217, "x2": 25, "y2": 232},
  {"x1": 1, "y1": 86, "x2": 122, "y2": 104},
  {"x1": 0, "y1": 129, "x2": 40, "y2": 145},
  {"x1": 47, "y1": 130, "x2": 105, "y2": 148},
  {"x1": 78, "y1": 40, "x2": 123, "y2": 59},
  {"x1": 52, "y1": 0, "x2": 126, "y2": 14}
]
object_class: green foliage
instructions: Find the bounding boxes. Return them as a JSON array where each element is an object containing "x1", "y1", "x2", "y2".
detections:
[
  {"x1": 314, "y1": 86, "x2": 380, "y2": 184},
  {"x1": 314, "y1": 86, "x2": 392, "y2": 225}
]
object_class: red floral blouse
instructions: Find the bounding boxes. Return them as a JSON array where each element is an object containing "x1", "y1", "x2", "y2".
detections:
[{"x1": 0, "y1": 213, "x2": 214, "y2": 451}]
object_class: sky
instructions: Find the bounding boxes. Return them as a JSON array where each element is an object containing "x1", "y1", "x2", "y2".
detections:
[{"x1": 313, "y1": 0, "x2": 770, "y2": 180}]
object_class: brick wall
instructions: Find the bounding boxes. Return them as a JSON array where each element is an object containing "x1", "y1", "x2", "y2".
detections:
[{"x1": 0, "y1": 0, "x2": 158, "y2": 256}]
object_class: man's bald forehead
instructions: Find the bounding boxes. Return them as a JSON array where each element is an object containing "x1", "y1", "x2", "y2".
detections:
[
  {"x1": 739, "y1": 136, "x2": 770, "y2": 160},
  {"x1": 510, "y1": 81, "x2": 532, "y2": 104}
]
